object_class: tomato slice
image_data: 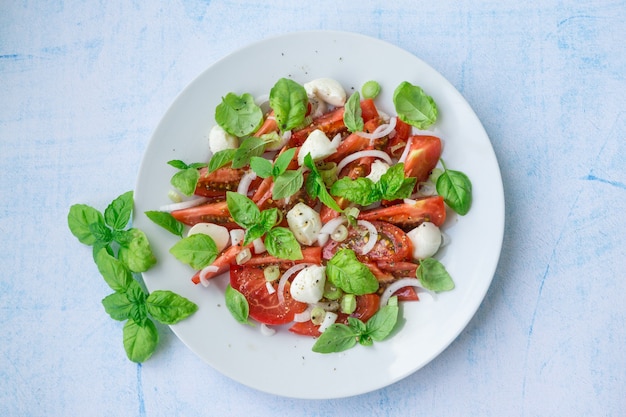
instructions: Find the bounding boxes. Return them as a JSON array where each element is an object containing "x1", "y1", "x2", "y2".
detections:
[
  {"x1": 358, "y1": 196, "x2": 447, "y2": 230},
  {"x1": 288, "y1": 293, "x2": 381, "y2": 337},
  {"x1": 244, "y1": 246, "x2": 322, "y2": 267},
  {"x1": 230, "y1": 265, "x2": 307, "y2": 325},
  {"x1": 403, "y1": 135, "x2": 442, "y2": 183},
  {"x1": 322, "y1": 221, "x2": 412, "y2": 263}
]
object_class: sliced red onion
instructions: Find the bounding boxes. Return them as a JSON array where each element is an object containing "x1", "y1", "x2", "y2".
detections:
[
  {"x1": 357, "y1": 220, "x2": 378, "y2": 255},
  {"x1": 380, "y1": 278, "x2": 437, "y2": 307},
  {"x1": 319, "y1": 216, "x2": 347, "y2": 235},
  {"x1": 237, "y1": 171, "x2": 257, "y2": 196},
  {"x1": 317, "y1": 233, "x2": 330, "y2": 247},
  {"x1": 159, "y1": 197, "x2": 208, "y2": 212},
  {"x1": 265, "y1": 281, "x2": 276, "y2": 295},
  {"x1": 277, "y1": 263, "x2": 315, "y2": 304},
  {"x1": 260, "y1": 323, "x2": 276, "y2": 336},
  {"x1": 336, "y1": 150, "x2": 392, "y2": 173},
  {"x1": 253, "y1": 238, "x2": 266, "y2": 254},
  {"x1": 403, "y1": 198, "x2": 417, "y2": 205},
  {"x1": 198, "y1": 265, "x2": 219, "y2": 287},
  {"x1": 398, "y1": 136, "x2": 413, "y2": 164},
  {"x1": 230, "y1": 229, "x2": 245, "y2": 247},
  {"x1": 318, "y1": 311, "x2": 338, "y2": 333},
  {"x1": 293, "y1": 308, "x2": 312, "y2": 323},
  {"x1": 356, "y1": 117, "x2": 397, "y2": 144}
]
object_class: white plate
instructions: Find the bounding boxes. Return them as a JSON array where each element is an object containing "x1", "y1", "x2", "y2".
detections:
[{"x1": 134, "y1": 30, "x2": 505, "y2": 399}]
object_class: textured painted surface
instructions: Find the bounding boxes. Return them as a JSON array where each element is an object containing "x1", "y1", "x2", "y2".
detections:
[{"x1": 1, "y1": 1, "x2": 624, "y2": 416}]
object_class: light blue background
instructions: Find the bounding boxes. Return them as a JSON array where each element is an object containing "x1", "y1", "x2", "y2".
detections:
[{"x1": 1, "y1": 1, "x2": 624, "y2": 416}]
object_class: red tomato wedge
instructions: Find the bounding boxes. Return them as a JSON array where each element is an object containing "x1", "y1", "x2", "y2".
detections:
[
  {"x1": 322, "y1": 221, "x2": 413, "y2": 263},
  {"x1": 230, "y1": 265, "x2": 307, "y2": 325},
  {"x1": 403, "y1": 135, "x2": 442, "y2": 183},
  {"x1": 358, "y1": 196, "x2": 447, "y2": 230}
]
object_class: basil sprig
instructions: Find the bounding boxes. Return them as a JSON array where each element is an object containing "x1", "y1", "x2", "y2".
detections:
[
  {"x1": 325, "y1": 249, "x2": 379, "y2": 295},
  {"x1": 250, "y1": 147, "x2": 304, "y2": 200},
  {"x1": 393, "y1": 81, "x2": 438, "y2": 129},
  {"x1": 330, "y1": 163, "x2": 417, "y2": 206},
  {"x1": 436, "y1": 160, "x2": 472, "y2": 215},
  {"x1": 226, "y1": 191, "x2": 303, "y2": 260},
  {"x1": 303, "y1": 153, "x2": 342, "y2": 212},
  {"x1": 67, "y1": 191, "x2": 198, "y2": 362},
  {"x1": 312, "y1": 296, "x2": 399, "y2": 353},
  {"x1": 417, "y1": 258, "x2": 455, "y2": 292},
  {"x1": 225, "y1": 284, "x2": 252, "y2": 325},
  {"x1": 343, "y1": 91, "x2": 364, "y2": 133},
  {"x1": 167, "y1": 160, "x2": 208, "y2": 196}
]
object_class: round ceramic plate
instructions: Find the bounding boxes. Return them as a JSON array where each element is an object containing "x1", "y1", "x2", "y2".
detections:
[{"x1": 134, "y1": 30, "x2": 504, "y2": 399}]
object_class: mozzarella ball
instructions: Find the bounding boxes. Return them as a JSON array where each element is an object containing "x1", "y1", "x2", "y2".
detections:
[
  {"x1": 286, "y1": 202, "x2": 322, "y2": 246},
  {"x1": 290, "y1": 265, "x2": 326, "y2": 303},
  {"x1": 187, "y1": 222, "x2": 230, "y2": 252},
  {"x1": 208, "y1": 125, "x2": 239, "y2": 154},
  {"x1": 304, "y1": 78, "x2": 347, "y2": 107},
  {"x1": 407, "y1": 222, "x2": 442, "y2": 260},
  {"x1": 298, "y1": 129, "x2": 338, "y2": 166}
]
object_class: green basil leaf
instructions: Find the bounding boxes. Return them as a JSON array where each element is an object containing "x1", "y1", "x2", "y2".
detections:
[
  {"x1": 189, "y1": 162, "x2": 208, "y2": 169},
  {"x1": 116, "y1": 228, "x2": 156, "y2": 273},
  {"x1": 170, "y1": 167, "x2": 200, "y2": 196},
  {"x1": 303, "y1": 153, "x2": 342, "y2": 212},
  {"x1": 89, "y1": 221, "x2": 113, "y2": 245},
  {"x1": 95, "y1": 249, "x2": 133, "y2": 292},
  {"x1": 311, "y1": 323, "x2": 358, "y2": 353},
  {"x1": 384, "y1": 177, "x2": 417, "y2": 201},
  {"x1": 269, "y1": 78, "x2": 308, "y2": 131},
  {"x1": 326, "y1": 249, "x2": 379, "y2": 295},
  {"x1": 92, "y1": 242, "x2": 113, "y2": 262},
  {"x1": 272, "y1": 169, "x2": 303, "y2": 200},
  {"x1": 226, "y1": 191, "x2": 260, "y2": 229},
  {"x1": 232, "y1": 136, "x2": 266, "y2": 169},
  {"x1": 259, "y1": 207, "x2": 279, "y2": 231},
  {"x1": 378, "y1": 163, "x2": 405, "y2": 197},
  {"x1": 104, "y1": 191, "x2": 133, "y2": 230},
  {"x1": 347, "y1": 316, "x2": 367, "y2": 334},
  {"x1": 264, "y1": 227, "x2": 303, "y2": 261},
  {"x1": 144, "y1": 211, "x2": 184, "y2": 237},
  {"x1": 436, "y1": 168, "x2": 472, "y2": 215},
  {"x1": 102, "y1": 291, "x2": 133, "y2": 321},
  {"x1": 243, "y1": 224, "x2": 267, "y2": 246},
  {"x1": 207, "y1": 149, "x2": 236, "y2": 173},
  {"x1": 330, "y1": 177, "x2": 379, "y2": 206},
  {"x1": 67, "y1": 204, "x2": 105, "y2": 245},
  {"x1": 215, "y1": 92, "x2": 263, "y2": 137},
  {"x1": 167, "y1": 159, "x2": 189, "y2": 170},
  {"x1": 225, "y1": 284, "x2": 251, "y2": 325},
  {"x1": 343, "y1": 91, "x2": 364, "y2": 132},
  {"x1": 123, "y1": 318, "x2": 158, "y2": 363},
  {"x1": 272, "y1": 147, "x2": 296, "y2": 177},
  {"x1": 250, "y1": 156, "x2": 274, "y2": 179},
  {"x1": 125, "y1": 280, "x2": 148, "y2": 325},
  {"x1": 365, "y1": 296, "x2": 399, "y2": 341},
  {"x1": 146, "y1": 290, "x2": 198, "y2": 325},
  {"x1": 169, "y1": 233, "x2": 218, "y2": 270},
  {"x1": 417, "y1": 258, "x2": 455, "y2": 292},
  {"x1": 393, "y1": 81, "x2": 438, "y2": 129}
]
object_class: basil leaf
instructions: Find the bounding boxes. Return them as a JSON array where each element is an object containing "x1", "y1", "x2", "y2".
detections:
[
  {"x1": 384, "y1": 177, "x2": 417, "y2": 201},
  {"x1": 89, "y1": 221, "x2": 113, "y2": 245},
  {"x1": 232, "y1": 136, "x2": 266, "y2": 169},
  {"x1": 125, "y1": 280, "x2": 148, "y2": 325},
  {"x1": 95, "y1": 249, "x2": 133, "y2": 292},
  {"x1": 378, "y1": 163, "x2": 404, "y2": 196},
  {"x1": 170, "y1": 168, "x2": 200, "y2": 196},
  {"x1": 272, "y1": 147, "x2": 296, "y2": 177},
  {"x1": 225, "y1": 284, "x2": 251, "y2": 325},
  {"x1": 365, "y1": 296, "x2": 399, "y2": 341},
  {"x1": 169, "y1": 233, "x2": 218, "y2": 270},
  {"x1": 343, "y1": 91, "x2": 364, "y2": 132},
  {"x1": 303, "y1": 153, "x2": 342, "y2": 212},
  {"x1": 189, "y1": 162, "x2": 208, "y2": 169},
  {"x1": 264, "y1": 227, "x2": 303, "y2": 260},
  {"x1": 243, "y1": 224, "x2": 267, "y2": 246},
  {"x1": 215, "y1": 92, "x2": 263, "y2": 137},
  {"x1": 326, "y1": 249, "x2": 379, "y2": 295},
  {"x1": 116, "y1": 228, "x2": 156, "y2": 273},
  {"x1": 249, "y1": 156, "x2": 274, "y2": 179},
  {"x1": 393, "y1": 81, "x2": 438, "y2": 129},
  {"x1": 167, "y1": 160, "x2": 189, "y2": 170},
  {"x1": 144, "y1": 211, "x2": 184, "y2": 237},
  {"x1": 102, "y1": 291, "x2": 133, "y2": 321},
  {"x1": 104, "y1": 191, "x2": 133, "y2": 230},
  {"x1": 67, "y1": 204, "x2": 105, "y2": 245},
  {"x1": 269, "y1": 78, "x2": 308, "y2": 131},
  {"x1": 259, "y1": 207, "x2": 279, "y2": 230},
  {"x1": 272, "y1": 169, "x2": 303, "y2": 200},
  {"x1": 330, "y1": 177, "x2": 379, "y2": 206},
  {"x1": 226, "y1": 191, "x2": 260, "y2": 229},
  {"x1": 436, "y1": 168, "x2": 472, "y2": 215},
  {"x1": 123, "y1": 318, "x2": 158, "y2": 363},
  {"x1": 417, "y1": 258, "x2": 455, "y2": 292},
  {"x1": 312, "y1": 324, "x2": 358, "y2": 353},
  {"x1": 146, "y1": 290, "x2": 198, "y2": 325},
  {"x1": 208, "y1": 149, "x2": 236, "y2": 173}
]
